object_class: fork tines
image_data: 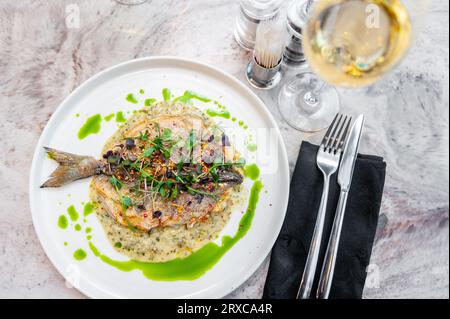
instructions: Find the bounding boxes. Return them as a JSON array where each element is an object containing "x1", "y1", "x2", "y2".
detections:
[{"x1": 321, "y1": 114, "x2": 352, "y2": 154}]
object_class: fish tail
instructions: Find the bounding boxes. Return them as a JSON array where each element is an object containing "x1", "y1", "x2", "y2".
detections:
[{"x1": 40, "y1": 147, "x2": 103, "y2": 188}]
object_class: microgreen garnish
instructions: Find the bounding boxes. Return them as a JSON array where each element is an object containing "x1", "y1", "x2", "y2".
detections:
[
  {"x1": 109, "y1": 176, "x2": 122, "y2": 190},
  {"x1": 138, "y1": 131, "x2": 149, "y2": 141},
  {"x1": 143, "y1": 146, "x2": 155, "y2": 158},
  {"x1": 106, "y1": 124, "x2": 244, "y2": 206},
  {"x1": 121, "y1": 196, "x2": 133, "y2": 209}
]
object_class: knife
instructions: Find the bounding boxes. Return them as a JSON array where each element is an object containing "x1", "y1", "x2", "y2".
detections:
[{"x1": 316, "y1": 114, "x2": 365, "y2": 299}]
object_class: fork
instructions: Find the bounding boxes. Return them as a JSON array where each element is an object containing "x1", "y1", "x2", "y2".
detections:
[{"x1": 297, "y1": 114, "x2": 352, "y2": 299}]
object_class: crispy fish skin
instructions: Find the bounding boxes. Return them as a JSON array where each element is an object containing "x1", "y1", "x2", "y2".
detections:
[{"x1": 90, "y1": 175, "x2": 231, "y2": 232}]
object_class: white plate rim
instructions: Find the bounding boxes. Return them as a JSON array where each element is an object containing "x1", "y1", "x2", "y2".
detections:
[{"x1": 29, "y1": 56, "x2": 290, "y2": 299}]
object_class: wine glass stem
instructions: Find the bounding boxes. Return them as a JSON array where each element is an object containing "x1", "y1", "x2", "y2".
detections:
[{"x1": 303, "y1": 79, "x2": 327, "y2": 107}]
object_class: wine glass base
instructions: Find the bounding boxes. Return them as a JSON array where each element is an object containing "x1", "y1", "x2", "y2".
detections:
[{"x1": 278, "y1": 72, "x2": 340, "y2": 132}]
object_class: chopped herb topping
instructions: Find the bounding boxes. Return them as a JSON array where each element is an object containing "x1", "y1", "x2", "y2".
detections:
[
  {"x1": 105, "y1": 124, "x2": 244, "y2": 209},
  {"x1": 121, "y1": 196, "x2": 133, "y2": 209}
]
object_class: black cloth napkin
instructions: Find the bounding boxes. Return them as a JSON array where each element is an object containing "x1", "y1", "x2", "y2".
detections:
[{"x1": 263, "y1": 141, "x2": 386, "y2": 299}]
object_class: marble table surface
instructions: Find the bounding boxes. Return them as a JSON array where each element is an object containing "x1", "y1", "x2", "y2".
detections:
[{"x1": 0, "y1": 0, "x2": 448, "y2": 299}]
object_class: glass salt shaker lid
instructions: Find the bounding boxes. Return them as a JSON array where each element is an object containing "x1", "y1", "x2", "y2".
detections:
[{"x1": 240, "y1": 0, "x2": 284, "y2": 19}]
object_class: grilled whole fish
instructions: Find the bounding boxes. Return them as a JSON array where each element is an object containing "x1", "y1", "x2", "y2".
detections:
[
  {"x1": 40, "y1": 147, "x2": 243, "y2": 188},
  {"x1": 42, "y1": 114, "x2": 244, "y2": 232}
]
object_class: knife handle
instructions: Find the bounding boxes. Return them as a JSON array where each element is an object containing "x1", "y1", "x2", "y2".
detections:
[{"x1": 316, "y1": 190, "x2": 349, "y2": 299}]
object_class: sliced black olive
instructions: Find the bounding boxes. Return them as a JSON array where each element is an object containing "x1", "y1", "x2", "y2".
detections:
[
  {"x1": 207, "y1": 135, "x2": 214, "y2": 143},
  {"x1": 103, "y1": 150, "x2": 113, "y2": 159},
  {"x1": 195, "y1": 194, "x2": 204, "y2": 204},
  {"x1": 221, "y1": 134, "x2": 230, "y2": 146},
  {"x1": 199, "y1": 177, "x2": 209, "y2": 184},
  {"x1": 153, "y1": 210, "x2": 162, "y2": 218},
  {"x1": 125, "y1": 138, "x2": 135, "y2": 150}
]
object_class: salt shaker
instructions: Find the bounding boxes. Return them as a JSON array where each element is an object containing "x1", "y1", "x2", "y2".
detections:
[
  {"x1": 283, "y1": 0, "x2": 314, "y2": 67},
  {"x1": 234, "y1": 0, "x2": 284, "y2": 51}
]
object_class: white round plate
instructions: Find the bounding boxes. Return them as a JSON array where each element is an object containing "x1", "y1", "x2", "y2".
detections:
[{"x1": 29, "y1": 57, "x2": 289, "y2": 299}]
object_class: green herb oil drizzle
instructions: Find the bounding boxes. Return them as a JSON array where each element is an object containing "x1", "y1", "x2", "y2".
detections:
[
  {"x1": 67, "y1": 205, "x2": 79, "y2": 222},
  {"x1": 244, "y1": 164, "x2": 260, "y2": 181},
  {"x1": 206, "y1": 109, "x2": 231, "y2": 119},
  {"x1": 83, "y1": 202, "x2": 94, "y2": 217},
  {"x1": 126, "y1": 93, "x2": 139, "y2": 104},
  {"x1": 78, "y1": 114, "x2": 102, "y2": 140},
  {"x1": 145, "y1": 98, "x2": 157, "y2": 106},
  {"x1": 173, "y1": 91, "x2": 211, "y2": 104},
  {"x1": 73, "y1": 249, "x2": 87, "y2": 261},
  {"x1": 162, "y1": 88, "x2": 172, "y2": 102},
  {"x1": 57, "y1": 215, "x2": 68, "y2": 229},
  {"x1": 116, "y1": 112, "x2": 126, "y2": 123},
  {"x1": 104, "y1": 113, "x2": 115, "y2": 122},
  {"x1": 206, "y1": 101, "x2": 231, "y2": 119},
  {"x1": 246, "y1": 144, "x2": 258, "y2": 152}
]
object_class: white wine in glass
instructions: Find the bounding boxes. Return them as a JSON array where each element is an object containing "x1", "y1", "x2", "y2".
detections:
[
  {"x1": 303, "y1": 0, "x2": 412, "y2": 87},
  {"x1": 278, "y1": 0, "x2": 427, "y2": 132}
]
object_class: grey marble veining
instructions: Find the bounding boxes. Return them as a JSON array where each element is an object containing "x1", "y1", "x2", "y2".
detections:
[{"x1": 0, "y1": 0, "x2": 448, "y2": 299}]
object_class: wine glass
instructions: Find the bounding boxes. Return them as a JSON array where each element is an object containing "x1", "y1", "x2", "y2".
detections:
[{"x1": 278, "y1": 0, "x2": 430, "y2": 132}]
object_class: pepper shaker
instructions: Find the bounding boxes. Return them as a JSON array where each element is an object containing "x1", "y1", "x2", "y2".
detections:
[{"x1": 283, "y1": 0, "x2": 314, "y2": 67}]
